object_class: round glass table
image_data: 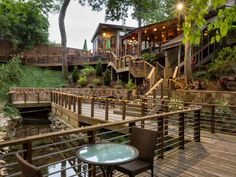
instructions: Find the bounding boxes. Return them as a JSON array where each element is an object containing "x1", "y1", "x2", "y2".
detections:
[{"x1": 76, "y1": 143, "x2": 139, "y2": 177}]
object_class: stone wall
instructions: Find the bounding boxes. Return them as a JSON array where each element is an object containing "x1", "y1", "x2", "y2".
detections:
[{"x1": 172, "y1": 90, "x2": 236, "y2": 105}]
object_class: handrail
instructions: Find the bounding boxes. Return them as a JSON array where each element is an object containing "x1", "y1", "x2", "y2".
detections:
[
  {"x1": 145, "y1": 79, "x2": 163, "y2": 96},
  {"x1": 0, "y1": 107, "x2": 201, "y2": 147}
]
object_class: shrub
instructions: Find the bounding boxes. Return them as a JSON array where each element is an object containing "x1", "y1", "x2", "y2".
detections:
[
  {"x1": 81, "y1": 65, "x2": 95, "y2": 76},
  {"x1": 104, "y1": 69, "x2": 111, "y2": 86},
  {"x1": 71, "y1": 66, "x2": 79, "y2": 82},
  {"x1": 77, "y1": 76, "x2": 87, "y2": 87},
  {"x1": 0, "y1": 57, "x2": 23, "y2": 101},
  {"x1": 95, "y1": 60, "x2": 103, "y2": 76},
  {"x1": 93, "y1": 78, "x2": 102, "y2": 86},
  {"x1": 126, "y1": 79, "x2": 136, "y2": 90}
]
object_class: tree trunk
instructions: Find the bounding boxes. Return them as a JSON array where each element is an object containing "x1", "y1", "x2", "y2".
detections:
[
  {"x1": 59, "y1": 0, "x2": 70, "y2": 79},
  {"x1": 184, "y1": 37, "x2": 193, "y2": 87}
]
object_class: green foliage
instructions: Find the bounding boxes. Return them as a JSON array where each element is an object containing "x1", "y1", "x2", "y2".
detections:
[
  {"x1": 142, "y1": 0, "x2": 174, "y2": 25},
  {"x1": 0, "y1": 0, "x2": 49, "y2": 48},
  {"x1": 208, "y1": 46, "x2": 236, "y2": 78},
  {"x1": 77, "y1": 75, "x2": 87, "y2": 87},
  {"x1": 126, "y1": 79, "x2": 136, "y2": 90},
  {"x1": 141, "y1": 53, "x2": 157, "y2": 64},
  {"x1": 104, "y1": 69, "x2": 111, "y2": 86},
  {"x1": 71, "y1": 66, "x2": 79, "y2": 83},
  {"x1": 92, "y1": 78, "x2": 102, "y2": 86},
  {"x1": 182, "y1": 0, "x2": 227, "y2": 45},
  {"x1": 17, "y1": 66, "x2": 67, "y2": 88},
  {"x1": 4, "y1": 104, "x2": 20, "y2": 117},
  {"x1": 208, "y1": 6, "x2": 236, "y2": 43},
  {"x1": 0, "y1": 57, "x2": 23, "y2": 101},
  {"x1": 80, "y1": 65, "x2": 95, "y2": 76},
  {"x1": 95, "y1": 60, "x2": 103, "y2": 76}
]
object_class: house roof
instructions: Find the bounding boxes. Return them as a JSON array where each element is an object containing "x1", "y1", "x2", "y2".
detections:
[
  {"x1": 91, "y1": 23, "x2": 136, "y2": 42},
  {"x1": 122, "y1": 18, "x2": 179, "y2": 40}
]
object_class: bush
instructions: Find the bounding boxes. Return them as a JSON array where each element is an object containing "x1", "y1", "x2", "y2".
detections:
[
  {"x1": 0, "y1": 57, "x2": 23, "y2": 101},
  {"x1": 80, "y1": 65, "x2": 95, "y2": 76},
  {"x1": 71, "y1": 66, "x2": 79, "y2": 82},
  {"x1": 95, "y1": 60, "x2": 103, "y2": 76},
  {"x1": 93, "y1": 78, "x2": 102, "y2": 86},
  {"x1": 77, "y1": 76, "x2": 87, "y2": 87},
  {"x1": 126, "y1": 79, "x2": 136, "y2": 90},
  {"x1": 104, "y1": 69, "x2": 111, "y2": 86}
]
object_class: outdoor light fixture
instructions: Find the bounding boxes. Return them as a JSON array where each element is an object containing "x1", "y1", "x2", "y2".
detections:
[
  {"x1": 162, "y1": 26, "x2": 166, "y2": 29},
  {"x1": 177, "y1": 2, "x2": 183, "y2": 11},
  {"x1": 144, "y1": 30, "x2": 147, "y2": 33},
  {"x1": 154, "y1": 28, "x2": 157, "y2": 31},
  {"x1": 103, "y1": 32, "x2": 106, "y2": 37}
]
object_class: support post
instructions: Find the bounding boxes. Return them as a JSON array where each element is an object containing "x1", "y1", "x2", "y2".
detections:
[
  {"x1": 194, "y1": 110, "x2": 201, "y2": 142},
  {"x1": 91, "y1": 97, "x2": 95, "y2": 118},
  {"x1": 23, "y1": 142, "x2": 32, "y2": 163},
  {"x1": 157, "y1": 117, "x2": 164, "y2": 159},
  {"x1": 211, "y1": 106, "x2": 215, "y2": 134},
  {"x1": 87, "y1": 131, "x2": 96, "y2": 177},
  {"x1": 105, "y1": 100, "x2": 109, "y2": 121},
  {"x1": 179, "y1": 113, "x2": 185, "y2": 149},
  {"x1": 122, "y1": 101, "x2": 126, "y2": 120}
]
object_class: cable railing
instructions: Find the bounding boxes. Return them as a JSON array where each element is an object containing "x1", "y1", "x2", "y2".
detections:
[{"x1": 0, "y1": 106, "x2": 201, "y2": 177}]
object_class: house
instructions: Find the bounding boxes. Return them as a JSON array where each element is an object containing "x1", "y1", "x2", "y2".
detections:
[{"x1": 91, "y1": 23, "x2": 135, "y2": 56}]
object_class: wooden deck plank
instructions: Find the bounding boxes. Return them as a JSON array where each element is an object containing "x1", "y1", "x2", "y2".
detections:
[{"x1": 114, "y1": 133, "x2": 236, "y2": 177}]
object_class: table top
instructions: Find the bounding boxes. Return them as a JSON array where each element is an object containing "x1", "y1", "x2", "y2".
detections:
[{"x1": 76, "y1": 143, "x2": 139, "y2": 166}]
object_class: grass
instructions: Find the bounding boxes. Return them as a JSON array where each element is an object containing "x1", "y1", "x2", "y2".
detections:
[{"x1": 17, "y1": 66, "x2": 67, "y2": 88}]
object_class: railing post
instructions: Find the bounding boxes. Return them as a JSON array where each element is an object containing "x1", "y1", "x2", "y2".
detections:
[
  {"x1": 23, "y1": 142, "x2": 32, "y2": 163},
  {"x1": 91, "y1": 97, "x2": 95, "y2": 118},
  {"x1": 105, "y1": 100, "x2": 109, "y2": 121},
  {"x1": 50, "y1": 92, "x2": 53, "y2": 103},
  {"x1": 65, "y1": 94, "x2": 68, "y2": 108},
  {"x1": 73, "y1": 96, "x2": 76, "y2": 112},
  {"x1": 24, "y1": 91, "x2": 27, "y2": 104},
  {"x1": 160, "y1": 82, "x2": 163, "y2": 99},
  {"x1": 122, "y1": 101, "x2": 126, "y2": 120},
  {"x1": 153, "y1": 89, "x2": 156, "y2": 108},
  {"x1": 157, "y1": 117, "x2": 164, "y2": 159},
  {"x1": 179, "y1": 113, "x2": 185, "y2": 149},
  {"x1": 37, "y1": 92, "x2": 40, "y2": 103},
  {"x1": 211, "y1": 106, "x2": 215, "y2": 134},
  {"x1": 163, "y1": 101, "x2": 169, "y2": 135},
  {"x1": 87, "y1": 130, "x2": 96, "y2": 177},
  {"x1": 128, "y1": 122, "x2": 136, "y2": 133},
  {"x1": 78, "y1": 97, "x2": 82, "y2": 115},
  {"x1": 68, "y1": 95, "x2": 71, "y2": 110},
  {"x1": 141, "y1": 99, "x2": 146, "y2": 128},
  {"x1": 194, "y1": 110, "x2": 201, "y2": 142}
]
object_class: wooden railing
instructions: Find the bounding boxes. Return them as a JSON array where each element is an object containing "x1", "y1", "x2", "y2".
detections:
[
  {"x1": 0, "y1": 106, "x2": 201, "y2": 177},
  {"x1": 9, "y1": 87, "x2": 129, "y2": 104},
  {"x1": 160, "y1": 99, "x2": 236, "y2": 135}
]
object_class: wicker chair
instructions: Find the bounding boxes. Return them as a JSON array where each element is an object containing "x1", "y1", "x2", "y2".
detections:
[
  {"x1": 115, "y1": 127, "x2": 158, "y2": 177},
  {"x1": 15, "y1": 153, "x2": 43, "y2": 177}
]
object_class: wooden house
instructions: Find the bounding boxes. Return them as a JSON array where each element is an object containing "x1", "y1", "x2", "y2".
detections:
[{"x1": 91, "y1": 23, "x2": 135, "y2": 56}]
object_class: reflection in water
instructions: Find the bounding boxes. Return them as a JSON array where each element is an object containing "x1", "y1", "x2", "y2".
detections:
[{"x1": 48, "y1": 161, "x2": 76, "y2": 177}]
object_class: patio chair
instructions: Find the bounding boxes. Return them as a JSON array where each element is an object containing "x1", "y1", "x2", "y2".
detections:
[
  {"x1": 15, "y1": 153, "x2": 43, "y2": 177},
  {"x1": 115, "y1": 127, "x2": 158, "y2": 177}
]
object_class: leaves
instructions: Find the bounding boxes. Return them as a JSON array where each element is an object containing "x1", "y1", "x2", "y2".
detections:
[{"x1": 0, "y1": 0, "x2": 49, "y2": 48}]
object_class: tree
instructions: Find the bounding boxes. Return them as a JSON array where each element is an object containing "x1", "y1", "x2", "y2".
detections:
[
  {"x1": 140, "y1": 0, "x2": 175, "y2": 25},
  {"x1": 71, "y1": 66, "x2": 79, "y2": 82},
  {"x1": 104, "y1": 69, "x2": 111, "y2": 86},
  {"x1": 59, "y1": 0, "x2": 70, "y2": 79},
  {"x1": 0, "y1": 0, "x2": 49, "y2": 48},
  {"x1": 95, "y1": 60, "x2": 103, "y2": 76},
  {"x1": 180, "y1": 0, "x2": 227, "y2": 87}
]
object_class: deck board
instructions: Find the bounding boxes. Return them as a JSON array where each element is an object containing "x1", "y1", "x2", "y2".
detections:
[{"x1": 115, "y1": 133, "x2": 236, "y2": 177}]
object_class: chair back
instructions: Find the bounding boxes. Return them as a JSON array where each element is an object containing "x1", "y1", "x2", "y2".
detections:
[
  {"x1": 130, "y1": 127, "x2": 158, "y2": 163},
  {"x1": 15, "y1": 153, "x2": 42, "y2": 177}
]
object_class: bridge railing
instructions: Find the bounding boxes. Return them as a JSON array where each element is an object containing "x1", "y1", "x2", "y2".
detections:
[
  {"x1": 9, "y1": 88, "x2": 129, "y2": 104},
  {"x1": 0, "y1": 107, "x2": 201, "y2": 177}
]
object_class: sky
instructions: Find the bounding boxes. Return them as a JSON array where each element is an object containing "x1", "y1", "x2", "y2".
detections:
[{"x1": 48, "y1": 1, "x2": 138, "y2": 50}]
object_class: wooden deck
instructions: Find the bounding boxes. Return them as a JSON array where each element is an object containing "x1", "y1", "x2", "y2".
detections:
[{"x1": 116, "y1": 132, "x2": 236, "y2": 177}]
